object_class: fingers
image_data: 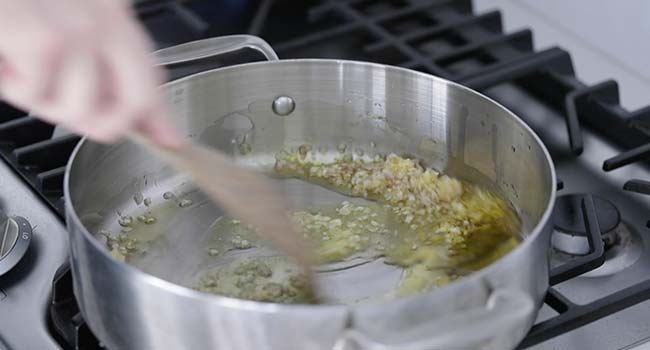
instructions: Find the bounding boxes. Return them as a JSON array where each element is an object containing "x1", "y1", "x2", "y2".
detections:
[
  {"x1": 135, "y1": 110, "x2": 183, "y2": 149},
  {"x1": 0, "y1": 0, "x2": 179, "y2": 146},
  {"x1": 0, "y1": 26, "x2": 66, "y2": 109},
  {"x1": 0, "y1": 43, "x2": 122, "y2": 143},
  {"x1": 41, "y1": 48, "x2": 100, "y2": 121},
  {"x1": 99, "y1": 14, "x2": 183, "y2": 147}
]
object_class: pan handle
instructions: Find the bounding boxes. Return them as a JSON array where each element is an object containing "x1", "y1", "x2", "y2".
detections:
[
  {"x1": 152, "y1": 35, "x2": 279, "y2": 66},
  {"x1": 334, "y1": 288, "x2": 535, "y2": 350}
]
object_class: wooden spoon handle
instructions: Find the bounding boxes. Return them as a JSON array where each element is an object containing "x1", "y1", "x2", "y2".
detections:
[{"x1": 127, "y1": 131, "x2": 315, "y2": 276}]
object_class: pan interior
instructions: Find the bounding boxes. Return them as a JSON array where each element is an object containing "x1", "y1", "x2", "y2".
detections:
[{"x1": 67, "y1": 60, "x2": 553, "y2": 305}]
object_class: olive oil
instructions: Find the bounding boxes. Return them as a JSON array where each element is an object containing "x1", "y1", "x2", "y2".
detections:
[{"x1": 105, "y1": 149, "x2": 521, "y2": 304}]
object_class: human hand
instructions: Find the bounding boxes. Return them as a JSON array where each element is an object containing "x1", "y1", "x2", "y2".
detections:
[{"x1": 0, "y1": 0, "x2": 181, "y2": 147}]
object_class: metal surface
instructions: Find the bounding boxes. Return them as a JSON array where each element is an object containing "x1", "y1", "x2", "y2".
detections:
[
  {"x1": 336, "y1": 289, "x2": 534, "y2": 350},
  {"x1": 548, "y1": 197, "x2": 605, "y2": 286},
  {"x1": 0, "y1": 160, "x2": 67, "y2": 349},
  {"x1": 153, "y1": 34, "x2": 279, "y2": 65},
  {"x1": 0, "y1": 211, "x2": 15, "y2": 260},
  {"x1": 553, "y1": 194, "x2": 620, "y2": 235},
  {"x1": 6, "y1": 1, "x2": 648, "y2": 348},
  {"x1": 2, "y1": 1, "x2": 646, "y2": 348},
  {"x1": 481, "y1": 82, "x2": 650, "y2": 349},
  {"x1": 0, "y1": 216, "x2": 32, "y2": 276},
  {"x1": 271, "y1": 95, "x2": 296, "y2": 116},
  {"x1": 64, "y1": 36, "x2": 556, "y2": 350}
]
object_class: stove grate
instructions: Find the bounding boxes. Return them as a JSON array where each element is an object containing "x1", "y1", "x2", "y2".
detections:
[{"x1": 1, "y1": 0, "x2": 650, "y2": 349}]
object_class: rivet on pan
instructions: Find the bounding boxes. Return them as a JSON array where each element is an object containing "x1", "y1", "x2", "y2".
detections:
[{"x1": 272, "y1": 96, "x2": 296, "y2": 116}]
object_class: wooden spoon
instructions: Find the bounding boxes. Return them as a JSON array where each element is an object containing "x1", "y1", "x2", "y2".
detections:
[{"x1": 128, "y1": 131, "x2": 317, "y2": 297}]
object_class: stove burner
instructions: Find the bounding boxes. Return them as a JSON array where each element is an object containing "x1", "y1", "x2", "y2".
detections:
[
  {"x1": 551, "y1": 194, "x2": 641, "y2": 276},
  {"x1": 50, "y1": 265, "x2": 102, "y2": 350},
  {"x1": 581, "y1": 221, "x2": 641, "y2": 278},
  {"x1": 552, "y1": 194, "x2": 620, "y2": 255},
  {"x1": 554, "y1": 194, "x2": 621, "y2": 234}
]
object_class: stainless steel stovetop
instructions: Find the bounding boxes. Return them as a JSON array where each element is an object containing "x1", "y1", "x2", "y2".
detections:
[
  {"x1": 0, "y1": 158, "x2": 68, "y2": 349},
  {"x1": 489, "y1": 83, "x2": 650, "y2": 349}
]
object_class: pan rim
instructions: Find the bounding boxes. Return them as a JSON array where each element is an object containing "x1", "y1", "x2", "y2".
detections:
[{"x1": 64, "y1": 58, "x2": 557, "y2": 312}]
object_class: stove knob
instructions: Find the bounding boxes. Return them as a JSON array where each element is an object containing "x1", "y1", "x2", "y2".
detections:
[{"x1": 0, "y1": 211, "x2": 32, "y2": 276}]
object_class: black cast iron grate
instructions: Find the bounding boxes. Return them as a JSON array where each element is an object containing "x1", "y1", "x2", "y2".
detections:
[
  {"x1": 0, "y1": 104, "x2": 78, "y2": 215},
  {"x1": 0, "y1": 0, "x2": 649, "y2": 349}
]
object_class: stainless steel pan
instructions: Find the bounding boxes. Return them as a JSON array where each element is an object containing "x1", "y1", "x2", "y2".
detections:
[{"x1": 64, "y1": 35, "x2": 556, "y2": 350}]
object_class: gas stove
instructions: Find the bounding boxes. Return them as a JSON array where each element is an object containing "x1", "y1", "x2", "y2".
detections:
[{"x1": 2, "y1": 1, "x2": 650, "y2": 349}]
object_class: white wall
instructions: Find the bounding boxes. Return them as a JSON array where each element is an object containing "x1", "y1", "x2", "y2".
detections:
[{"x1": 473, "y1": 0, "x2": 650, "y2": 110}]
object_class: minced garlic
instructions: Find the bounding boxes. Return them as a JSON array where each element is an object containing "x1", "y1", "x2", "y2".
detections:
[{"x1": 275, "y1": 148, "x2": 521, "y2": 296}]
